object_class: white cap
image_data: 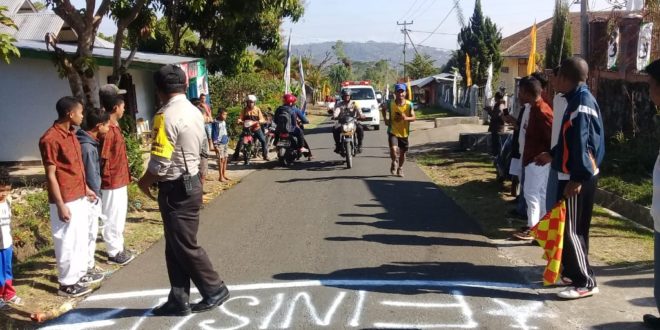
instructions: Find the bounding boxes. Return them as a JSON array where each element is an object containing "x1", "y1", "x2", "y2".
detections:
[{"x1": 246, "y1": 94, "x2": 257, "y2": 102}]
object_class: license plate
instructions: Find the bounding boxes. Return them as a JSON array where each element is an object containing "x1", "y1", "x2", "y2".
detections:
[{"x1": 277, "y1": 141, "x2": 290, "y2": 147}]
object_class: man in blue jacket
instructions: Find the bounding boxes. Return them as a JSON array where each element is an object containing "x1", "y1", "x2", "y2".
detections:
[{"x1": 535, "y1": 56, "x2": 604, "y2": 299}]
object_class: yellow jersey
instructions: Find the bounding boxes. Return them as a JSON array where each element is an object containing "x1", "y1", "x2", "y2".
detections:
[{"x1": 388, "y1": 100, "x2": 413, "y2": 138}]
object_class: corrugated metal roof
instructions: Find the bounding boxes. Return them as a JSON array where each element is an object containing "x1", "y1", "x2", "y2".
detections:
[
  {"x1": 410, "y1": 73, "x2": 461, "y2": 88},
  {"x1": 0, "y1": 0, "x2": 35, "y2": 14},
  {"x1": 94, "y1": 37, "x2": 115, "y2": 49},
  {"x1": 0, "y1": 13, "x2": 63, "y2": 41},
  {"x1": 16, "y1": 39, "x2": 200, "y2": 68}
]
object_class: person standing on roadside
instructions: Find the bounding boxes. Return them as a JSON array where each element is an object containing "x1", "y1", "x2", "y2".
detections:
[
  {"x1": 39, "y1": 96, "x2": 103, "y2": 297},
  {"x1": 534, "y1": 56, "x2": 605, "y2": 299},
  {"x1": 98, "y1": 85, "x2": 135, "y2": 266},
  {"x1": 138, "y1": 65, "x2": 229, "y2": 316},
  {"x1": 200, "y1": 94, "x2": 214, "y2": 152},
  {"x1": 485, "y1": 92, "x2": 506, "y2": 157},
  {"x1": 643, "y1": 59, "x2": 660, "y2": 328},
  {"x1": 381, "y1": 83, "x2": 416, "y2": 177},
  {"x1": 512, "y1": 76, "x2": 553, "y2": 241}
]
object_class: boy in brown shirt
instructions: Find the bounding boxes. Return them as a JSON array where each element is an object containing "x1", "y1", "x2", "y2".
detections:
[
  {"x1": 39, "y1": 96, "x2": 103, "y2": 297},
  {"x1": 99, "y1": 85, "x2": 135, "y2": 266}
]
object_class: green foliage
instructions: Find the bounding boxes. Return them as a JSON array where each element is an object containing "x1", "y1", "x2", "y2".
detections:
[
  {"x1": 452, "y1": 0, "x2": 502, "y2": 86},
  {"x1": 327, "y1": 64, "x2": 352, "y2": 92},
  {"x1": 404, "y1": 53, "x2": 438, "y2": 79},
  {"x1": 599, "y1": 175, "x2": 652, "y2": 206},
  {"x1": 361, "y1": 60, "x2": 397, "y2": 91},
  {"x1": 11, "y1": 191, "x2": 52, "y2": 254},
  {"x1": 119, "y1": 115, "x2": 145, "y2": 179},
  {"x1": 0, "y1": 6, "x2": 20, "y2": 64},
  {"x1": 545, "y1": 0, "x2": 572, "y2": 69}
]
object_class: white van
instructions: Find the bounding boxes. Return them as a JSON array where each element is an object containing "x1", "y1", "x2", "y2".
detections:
[{"x1": 340, "y1": 81, "x2": 381, "y2": 130}]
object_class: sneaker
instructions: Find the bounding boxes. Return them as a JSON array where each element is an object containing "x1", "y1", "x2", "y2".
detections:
[
  {"x1": 87, "y1": 265, "x2": 106, "y2": 276},
  {"x1": 557, "y1": 286, "x2": 599, "y2": 299},
  {"x1": 390, "y1": 161, "x2": 397, "y2": 175},
  {"x1": 58, "y1": 284, "x2": 92, "y2": 297},
  {"x1": 5, "y1": 295, "x2": 24, "y2": 306},
  {"x1": 356, "y1": 146, "x2": 362, "y2": 154},
  {"x1": 78, "y1": 272, "x2": 104, "y2": 287},
  {"x1": 396, "y1": 167, "x2": 404, "y2": 177},
  {"x1": 554, "y1": 276, "x2": 573, "y2": 287},
  {"x1": 512, "y1": 229, "x2": 535, "y2": 241},
  {"x1": 108, "y1": 250, "x2": 135, "y2": 266},
  {"x1": 644, "y1": 314, "x2": 660, "y2": 328}
]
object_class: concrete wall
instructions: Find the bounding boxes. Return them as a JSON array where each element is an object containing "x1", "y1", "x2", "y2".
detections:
[
  {"x1": 498, "y1": 57, "x2": 519, "y2": 93},
  {"x1": 0, "y1": 57, "x2": 72, "y2": 162},
  {"x1": 0, "y1": 59, "x2": 158, "y2": 162}
]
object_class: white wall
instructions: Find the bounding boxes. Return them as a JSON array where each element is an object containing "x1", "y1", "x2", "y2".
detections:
[
  {"x1": 0, "y1": 59, "x2": 158, "y2": 162},
  {"x1": 0, "y1": 57, "x2": 73, "y2": 162}
]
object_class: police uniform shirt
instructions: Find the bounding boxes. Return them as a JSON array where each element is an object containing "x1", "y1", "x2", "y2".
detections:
[{"x1": 148, "y1": 94, "x2": 205, "y2": 181}]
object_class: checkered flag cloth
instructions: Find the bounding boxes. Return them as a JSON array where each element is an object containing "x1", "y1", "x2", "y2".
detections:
[{"x1": 530, "y1": 200, "x2": 566, "y2": 286}]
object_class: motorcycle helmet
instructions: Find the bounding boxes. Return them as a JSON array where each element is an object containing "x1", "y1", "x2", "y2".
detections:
[
  {"x1": 246, "y1": 94, "x2": 257, "y2": 102},
  {"x1": 283, "y1": 93, "x2": 297, "y2": 105},
  {"x1": 341, "y1": 89, "x2": 351, "y2": 96}
]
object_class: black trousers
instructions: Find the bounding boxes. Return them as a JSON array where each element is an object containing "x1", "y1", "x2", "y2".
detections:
[
  {"x1": 158, "y1": 175, "x2": 223, "y2": 305},
  {"x1": 333, "y1": 124, "x2": 364, "y2": 146},
  {"x1": 557, "y1": 176, "x2": 598, "y2": 288}
]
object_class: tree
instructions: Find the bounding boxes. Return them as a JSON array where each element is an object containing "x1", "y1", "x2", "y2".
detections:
[
  {"x1": 327, "y1": 64, "x2": 351, "y2": 91},
  {"x1": 0, "y1": 6, "x2": 19, "y2": 64},
  {"x1": 403, "y1": 53, "x2": 438, "y2": 79},
  {"x1": 32, "y1": 1, "x2": 47, "y2": 11},
  {"x1": 108, "y1": 0, "x2": 155, "y2": 84},
  {"x1": 545, "y1": 0, "x2": 572, "y2": 69},
  {"x1": 453, "y1": 0, "x2": 502, "y2": 86},
  {"x1": 254, "y1": 48, "x2": 285, "y2": 78},
  {"x1": 44, "y1": 0, "x2": 152, "y2": 110},
  {"x1": 363, "y1": 60, "x2": 391, "y2": 90},
  {"x1": 156, "y1": 0, "x2": 304, "y2": 75}
]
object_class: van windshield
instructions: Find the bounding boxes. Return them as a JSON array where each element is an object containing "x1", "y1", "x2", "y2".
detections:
[{"x1": 344, "y1": 88, "x2": 375, "y2": 100}]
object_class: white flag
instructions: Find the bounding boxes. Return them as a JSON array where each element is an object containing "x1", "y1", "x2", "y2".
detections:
[
  {"x1": 484, "y1": 62, "x2": 493, "y2": 106},
  {"x1": 299, "y1": 54, "x2": 306, "y2": 112},
  {"x1": 284, "y1": 32, "x2": 292, "y2": 93}
]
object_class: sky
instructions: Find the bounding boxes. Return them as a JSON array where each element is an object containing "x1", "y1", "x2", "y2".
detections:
[
  {"x1": 281, "y1": 0, "x2": 617, "y2": 50},
  {"x1": 82, "y1": 0, "x2": 618, "y2": 51}
]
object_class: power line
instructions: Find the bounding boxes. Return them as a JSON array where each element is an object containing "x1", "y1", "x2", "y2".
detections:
[
  {"x1": 397, "y1": 20, "x2": 414, "y2": 78},
  {"x1": 418, "y1": 0, "x2": 460, "y2": 45},
  {"x1": 408, "y1": 0, "x2": 436, "y2": 21},
  {"x1": 399, "y1": 0, "x2": 420, "y2": 21},
  {"x1": 408, "y1": 29, "x2": 457, "y2": 35}
]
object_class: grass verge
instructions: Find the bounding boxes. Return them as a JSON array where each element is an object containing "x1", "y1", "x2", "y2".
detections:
[
  {"x1": 415, "y1": 105, "x2": 456, "y2": 120},
  {"x1": 416, "y1": 150, "x2": 653, "y2": 266}
]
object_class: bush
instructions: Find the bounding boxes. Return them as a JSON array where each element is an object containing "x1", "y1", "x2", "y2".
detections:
[
  {"x1": 123, "y1": 133, "x2": 145, "y2": 180},
  {"x1": 11, "y1": 190, "x2": 52, "y2": 260},
  {"x1": 208, "y1": 72, "x2": 284, "y2": 114}
]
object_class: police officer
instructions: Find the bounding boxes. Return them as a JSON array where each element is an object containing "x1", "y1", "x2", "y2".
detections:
[
  {"x1": 138, "y1": 64, "x2": 229, "y2": 316},
  {"x1": 332, "y1": 89, "x2": 365, "y2": 153}
]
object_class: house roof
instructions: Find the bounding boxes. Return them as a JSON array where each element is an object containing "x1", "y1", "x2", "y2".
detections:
[
  {"x1": 501, "y1": 11, "x2": 619, "y2": 58},
  {"x1": 0, "y1": 0, "x2": 35, "y2": 14},
  {"x1": 16, "y1": 39, "x2": 200, "y2": 70},
  {"x1": 0, "y1": 13, "x2": 62, "y2": 40}
]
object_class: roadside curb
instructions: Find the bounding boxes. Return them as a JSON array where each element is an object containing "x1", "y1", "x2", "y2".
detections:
[{"x1": 594, "y1": 187, "x2": 654, "y2": 230}]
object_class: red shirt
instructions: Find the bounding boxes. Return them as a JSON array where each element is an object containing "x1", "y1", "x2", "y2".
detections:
[
  {"x1": 39, "y1": 123, "x2": 87, "y2": 204},
  {"x1": 100, "y1": 124, "x2": 130, "y2": 189},
  {"x1": 523, "y1": 98, "x2": 554, "y2": 166}
]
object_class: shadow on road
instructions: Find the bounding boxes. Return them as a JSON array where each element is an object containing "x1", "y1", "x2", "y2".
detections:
[
  {"x1": 272, "y1": 261, "x2": 542, "y2": 300},
  {"x1": 325, "y1": 234, "x2": 494, "y2": 247}
]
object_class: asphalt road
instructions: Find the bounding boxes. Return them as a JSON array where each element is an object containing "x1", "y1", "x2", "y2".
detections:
[{"x1": 42, "y1": 121, "x2": 565, "y2": 329}]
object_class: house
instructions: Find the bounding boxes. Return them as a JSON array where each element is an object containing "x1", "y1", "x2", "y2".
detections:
[
  {"x1": 409, "y1": 72, "x2": 462, "y2": 108},
  {"x1": 499, "y1": 11, "x2": 614, "y2": 92},
  {"x1": 0, "y1": 0, "x2": 210, "y2": 163}
]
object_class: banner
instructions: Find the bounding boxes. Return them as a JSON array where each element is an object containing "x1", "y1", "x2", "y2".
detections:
[
  {"x1": 284, "y1": 32, "x2": 292, "y2": 93},
  {"x1": 637, "y1": 22, "x2": 653, "y2": 71},
  {"x1": 298, "y1": 55, "x2": 306, "y2": 112},
  {"x1": 465, "y1": 54, "x2": 472, "y2": 87},
  {"x1": 607, "y1": 27, "x2": 619, "y2": 70}
]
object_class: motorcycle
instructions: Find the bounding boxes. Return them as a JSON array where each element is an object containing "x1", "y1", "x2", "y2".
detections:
[
  {"x1": 338, "y1": 115, "x2": 358, "y2": 169},
  {"x1": 240, "y1": 120, "x2": 261, "y2": 165},
  {"x1": 275, "y1": 131, "x2": 300, "y2": 167}
]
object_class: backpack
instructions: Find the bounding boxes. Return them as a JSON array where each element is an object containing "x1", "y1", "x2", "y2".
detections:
[{"x1": 274, "y1": 105, "x2": 294, "y2": 133}]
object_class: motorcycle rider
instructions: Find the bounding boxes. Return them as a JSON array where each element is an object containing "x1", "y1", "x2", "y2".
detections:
[
  {"x1": 274, "y1": 93, "x2": 310, "y2": 155},
  {"x1": 332, "y1": 89, "x2": 365, "y2": 153},
  {"x1": 232, "y1": 95, "x2": 269, "y2": 162}
]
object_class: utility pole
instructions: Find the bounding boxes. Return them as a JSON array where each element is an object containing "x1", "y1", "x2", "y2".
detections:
[
  {"x1": 397, "y1": 20, "x2": 413, "y2": 79},
  {"x1": 580, "y1": 0, "x2": 589, "y2": 60}
]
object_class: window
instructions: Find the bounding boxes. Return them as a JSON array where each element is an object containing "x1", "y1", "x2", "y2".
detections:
[{"x1": 501, "y1": 67, "x2": 509, "y2": 74}]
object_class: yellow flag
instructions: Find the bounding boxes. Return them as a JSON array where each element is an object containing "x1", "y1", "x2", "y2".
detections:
[
  {"x1": 406, "y1": 77, "x2": 413, "y2": 101},
  {"x1": 531, "y1": 200, "x2": 566, "y2": 286},
  {"x1": 527, "y1": 21, "x2": 537, "y2": 75},
  {"x1": 465, "y1": 54, "x2": 472, "y2": 87}
]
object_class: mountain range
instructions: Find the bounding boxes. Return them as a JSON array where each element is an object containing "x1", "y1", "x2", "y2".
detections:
[{"x1": 290, "y1": 41, "x2": 453, "y2": 68}]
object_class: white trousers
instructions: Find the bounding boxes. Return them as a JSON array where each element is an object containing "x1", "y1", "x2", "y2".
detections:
[
  {"x1": 87, "y1": 199, "x2": 105, "y2": 268},
  {"x1": 509, "y1": 157, "x2": 522, "y2": 177},
  {"x1": 101, "y1": 186, "x2": 128, "y2": 257},
  {"x1": 524, "y1": 163, "x2": 550, "y2": 228},
  {"x1": 50, "y1": 198, "x2": 89, "y2": 286}
]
